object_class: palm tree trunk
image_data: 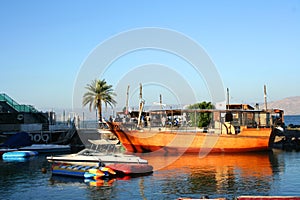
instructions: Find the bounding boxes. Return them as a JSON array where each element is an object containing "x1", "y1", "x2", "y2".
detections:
[{"x1": 97, "y1": 100, "x2": 102, "y2": 122}]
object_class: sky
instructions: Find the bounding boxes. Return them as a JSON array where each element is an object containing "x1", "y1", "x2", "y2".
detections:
[{"x1": 0, "y1": 0, "x2": 299, "y2": 117}]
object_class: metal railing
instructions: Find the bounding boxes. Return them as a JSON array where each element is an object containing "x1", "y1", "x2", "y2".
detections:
[{"x1": 0, "y1": 93, "x2": 38, "y2": 113}]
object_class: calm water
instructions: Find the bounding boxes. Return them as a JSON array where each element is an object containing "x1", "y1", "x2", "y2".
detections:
[
  {"x1": 0, "y1": 150, "x2": 300, "y2": 200},
  {"x1": 1, "y1": 115, "x2": 299, "y2": 200},
  {"x1": 285, "y1": 115, "x2": 300, "y2": 126}
]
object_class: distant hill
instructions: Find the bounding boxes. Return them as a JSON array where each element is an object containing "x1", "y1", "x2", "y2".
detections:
[{"x1": 263, "y1": 96, "x2": 300, "y2": 115}]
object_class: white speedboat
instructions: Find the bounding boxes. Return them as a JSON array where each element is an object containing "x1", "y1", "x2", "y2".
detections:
[{"x1": 46, "y1": 139, "x2": 148, "y2": 166}]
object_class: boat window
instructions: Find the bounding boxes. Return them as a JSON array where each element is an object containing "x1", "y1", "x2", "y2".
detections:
[{"x1": 225, "y1": 112, "x2": 233, "y2": 122}]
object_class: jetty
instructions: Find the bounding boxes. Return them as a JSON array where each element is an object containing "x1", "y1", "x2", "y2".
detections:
[
  {"x1": 274, "y1": 127, "x2": 300, "y2": 151},
  {"x1": 0, "y1": 93, "x2": 84, "y2": 152}
]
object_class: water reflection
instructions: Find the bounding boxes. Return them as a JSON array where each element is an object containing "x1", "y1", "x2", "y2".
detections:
[
  {"x1": 49, "y1": 175, "x2": 115, "y2": 187},
  {"x1": 0, "y1": 150, "x2": 293, "y2": 199},
  {"x1": 140, "y1": 152, "x2": 280, "y2": 197}
]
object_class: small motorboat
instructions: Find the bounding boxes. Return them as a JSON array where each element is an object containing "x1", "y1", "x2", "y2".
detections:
[
  {"x1": 51, "y1": 162, "x2": 153, "y2": 181},
  {"x1": 2, "y1": 150, "x2": 38, "y2": 161},
  {"x1": 0, "y1": 148, "x2": 17, "y2": 158},
  {"x1": 47, "y1": 147, "x2": 148, "y2": 166}
]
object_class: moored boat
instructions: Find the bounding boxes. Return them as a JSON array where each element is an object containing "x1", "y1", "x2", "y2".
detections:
[
  {"x1": 2, "y1": 150, "x2": 38, "y2": 161},
  {"x1": 46, "y1": 147, "x2": 148, "y2": 166},
  {"x1": 51, "y1": 162, "x2": 153, "y2": 179},
  {"x1": 0, "y1": 93, "x2": 78, "y2": 145},
  {"x1": 0, "y1": 148, "x2": 17, "y2": 157},
  {"x1": 107, "y1": 107, "x2": 284, "y2": 154}
]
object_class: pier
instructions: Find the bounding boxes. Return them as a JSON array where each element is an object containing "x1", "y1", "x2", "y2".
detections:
[{"x1": 274, "y1": 128, "x2": 300, "y2": 151}]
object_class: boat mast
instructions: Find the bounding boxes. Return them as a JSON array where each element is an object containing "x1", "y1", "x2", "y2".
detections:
[
  {"x1": 264, "y1": 85, "x2": 267, "y2": 110},
  {"x1": 159, "y1": 94, "x2": 163, "y2": 110},
  {"x1": 226, "y1": 88, "x2": 230, "y2": 109},
  {"x1": 137, "y1": 83, "x2": 144, "y2": 127},
  {"x1": 125, "y1": 85, "x2": 130, "y2": 114}
]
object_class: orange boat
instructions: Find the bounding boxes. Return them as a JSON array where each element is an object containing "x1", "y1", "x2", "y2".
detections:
[{"x1": 108, "y1": 108, "x2": 284, "y2": 154}]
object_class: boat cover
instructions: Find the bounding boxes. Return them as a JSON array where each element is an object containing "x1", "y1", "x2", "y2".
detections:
[{"x1": 0, "y1": 132, "x2": 32, "y2": 148}]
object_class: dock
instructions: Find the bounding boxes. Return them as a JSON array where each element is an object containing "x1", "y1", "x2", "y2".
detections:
[{"x1": 274, "y1": 128, "x2": 300, "y2": 151}]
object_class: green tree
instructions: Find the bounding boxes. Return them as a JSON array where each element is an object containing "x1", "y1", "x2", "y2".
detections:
[
  {"x1": 187, "y1": 101, "x2": 214, "y2": 127},
  {"x1": 82, "y1": 79, "x2": 116, "y2": 122}
]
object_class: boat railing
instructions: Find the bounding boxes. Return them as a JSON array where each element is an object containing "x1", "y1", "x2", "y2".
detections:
[
  {"x1": 0, "y1": 93, "x2": 38, "y2": 113},
  {"x1": 116, "y1": 108, "x2": 284, "y2": 135}
]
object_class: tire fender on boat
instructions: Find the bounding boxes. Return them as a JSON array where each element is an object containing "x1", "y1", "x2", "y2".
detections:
[
  {"x1": 17, "y1": 114, "x2": 24, "y2": 121},
  {"x1": 33, "y1": 134, "x2": 41, "y2": 143}
]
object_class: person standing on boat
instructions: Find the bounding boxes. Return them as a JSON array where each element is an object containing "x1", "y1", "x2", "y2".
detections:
[
  {"x1": 76, "y1": 115, "x2": 80, "y2": 128},
  {"x1": 182, "y1": 113, "x2": 187, "y2": 126},
  {"x1": 161, "y1": 116, "x2": 166, "y2": 127}
]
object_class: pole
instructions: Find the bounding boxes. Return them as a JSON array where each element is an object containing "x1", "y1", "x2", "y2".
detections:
[
  {"x1": 82, "y1": 112, "x2": 84, "y2": 128},
  {"x1": 159, "y1": 94, "x2": 162, "y2": 109},
  {"x1": 226, "y1": 88, "x2": 230, "y2": 109},
  {"x1": 125, "y1": 85, "x2": 130, "y2": 114},
  {"x1": 264, "y1": 85, "x2": 267, "y2": 110},
  {"x1": 138, "y1": 83, "x2": 143, "y2": 127}
]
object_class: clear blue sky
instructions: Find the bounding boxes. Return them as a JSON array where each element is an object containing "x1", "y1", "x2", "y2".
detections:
[{"x1": 1, "y1": 0, "x2": 299, "y2": 113}]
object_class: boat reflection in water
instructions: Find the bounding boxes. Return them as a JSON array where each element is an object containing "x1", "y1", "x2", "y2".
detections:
[{"x1": 139, "y1": 151, "x2": 280, "y2": 196}]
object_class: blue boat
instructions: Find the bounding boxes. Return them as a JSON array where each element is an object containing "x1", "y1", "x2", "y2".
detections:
[{"x1": 2, "y1": 150, "x2": 38, "y2": 161}]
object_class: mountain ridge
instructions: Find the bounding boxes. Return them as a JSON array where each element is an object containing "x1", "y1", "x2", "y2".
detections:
[{"x1": 263, "y1": 96, "x2": 300, "y2": 115}]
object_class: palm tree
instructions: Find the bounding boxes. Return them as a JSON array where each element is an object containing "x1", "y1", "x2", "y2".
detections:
[{"x1": 82, "y1": 79, "x2": 117, "y2": 122}]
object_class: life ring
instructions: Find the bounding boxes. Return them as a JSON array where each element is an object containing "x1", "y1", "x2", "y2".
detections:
[
  {"x1": 34, "y1": 134, "x2": 41, "y2": 143},
  {"x1": 41, "y1": 134, "x2": 49, "y2": 143},
  {"x1": 17, "y1": 114, "x2": 24, "y2": 121}
]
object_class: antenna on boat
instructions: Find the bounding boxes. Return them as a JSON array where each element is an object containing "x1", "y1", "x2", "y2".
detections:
[
  {"x1": 226, "y1": 88, "x2": 230, "y2": 110},
  {"x1": 264, "y1": 85, "x2": 268, "y2": 110},
  {"x1": 160, "y1": 94, "x2": 163, "y2": 109},
  {"x1": 125, "y1": 85, "x2": 130, "y2": 114},
  {"x1": 137, "y1": 83, "x2": 144, "y2": 127},
  {"x1": 139, "y1": 83, "x2": 143, "y2": 100},
  {"x1": 153, "y1": 95, "x2": 166, "y2": 108}
]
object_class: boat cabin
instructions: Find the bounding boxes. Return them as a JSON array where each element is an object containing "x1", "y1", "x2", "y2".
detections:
[{"x1": 116, "y1": 107, "x2": 284, "y2": 135}]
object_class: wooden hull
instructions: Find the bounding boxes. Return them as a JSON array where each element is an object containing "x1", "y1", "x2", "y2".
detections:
[{"x1": 109, "y1": 123, "x2": 274, "y2": 153}]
